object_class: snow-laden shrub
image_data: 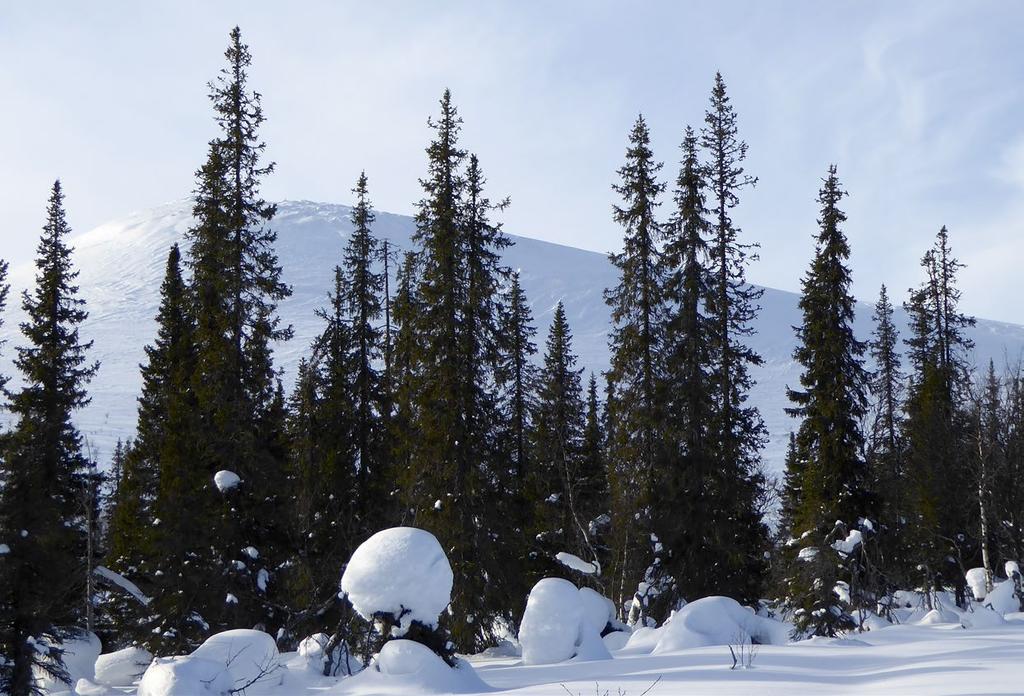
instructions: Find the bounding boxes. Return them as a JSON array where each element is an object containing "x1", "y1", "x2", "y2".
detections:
[
  {"x1": 519, "y1": 578, "x2": 611, "y2": 665},
  {"x1": 960, "y1": 605, "x2": 1006, "y2": 628},
  {"x1": 983, "y1": 578, "x2": 1020, "y2": 615},
  {"x1": 296, "y1": 632, "x2": 362, "y2": 676},
  {"x1": 191, "y1": 628, "x2": 283, "y2": 691},
  {"x1": 213, "y1": 470, "x2": 240, "y2": 492},
  {"x1": 138, "y1": 656, "x2": 234, "y2": 696},
  {"x1": 578, "y1": 587, "x2": 616, "y2": 635},
  {"x1": 95, "y1": 645, "x2": 153, "y2": 686},
  {"x1": 650, "y1": 597, "x2": 789, "y2": 654},
  {"x1": 32, "y1": 630, "x2": 102, "y2": 692},
  {"x1": 966, "y1": 567, "x2": 989, "y2": 600},
  {"x1": 341, "y1": 527, "x2": 453, "y2": 635},
  {"x1": 343, "y1": 639, "x2": 487, "y2": 694}
]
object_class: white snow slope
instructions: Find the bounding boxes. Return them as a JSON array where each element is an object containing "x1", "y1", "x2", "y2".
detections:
[{"x1": 3, "y1": 198, "x2": 1024, "y2": 476}]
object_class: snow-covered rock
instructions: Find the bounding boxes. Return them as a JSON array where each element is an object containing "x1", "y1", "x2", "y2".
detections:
[
  {"x1": 138, "y1": 656, "x2": 234, "y2": 696},
  {"x1": 95, "y1": 645, "x2": 153, "y2": 686},
  {"x1": 519, "y1": 578, "x2": 611, "y2": 665},
  {"x1": 33, "y1": 631, "x2": 102, "y2": 692},
  {"x1": 191, "y1": 629, "x2": 283, "y2": 692},
  {"x1": 651, "y1": 597, "x2": 790, "y2": 654},
  {"x1": 213, "y1": 470, "x2": 241, "y2": 492},
  {"x1": 341, "y1": 527, "x2": 453, "y2": 633}
]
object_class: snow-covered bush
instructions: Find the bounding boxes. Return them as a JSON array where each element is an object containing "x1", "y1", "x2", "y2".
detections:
[
  {"x1": 650, "y1": 597, "x2": 789, "y2": 654},
  {"x1": 340, "y1": 527, "x2": 455, "y2": 662},
  {"x1": 966, "y1": 567, "x2": 989, "y2": 600},
  {"x1": 138, "y1": 656, "x2": 234, "y2": 696},
  {"x1": 578, "y1": 587, "x2": 616, "y2": 635},
  {"x1": 94, "y1": 645, "x2": 153, "y2": 686},
  {"x1": 191, "y1": 628, "x2": 283, "y2": 691},
  {"x1": 343, "y1": 639, "x2": 488, "y2": 694},
  {"x1": 137, "y1": 629, "x2": 282, "y2": 696},
  {"x1": 295, "y1": 632, "x2": 362, "y2": 677},
  {"x1": 32, "y1": 630, "x2": 102, "y2": 692},
  {"x1": 519, "y1": 578, "x2": 611, "y2": 665}
]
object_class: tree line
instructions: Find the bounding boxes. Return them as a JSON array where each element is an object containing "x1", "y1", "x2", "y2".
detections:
[{"x1": 2, "y1": 26, "x2": 1023, "y2": 695}]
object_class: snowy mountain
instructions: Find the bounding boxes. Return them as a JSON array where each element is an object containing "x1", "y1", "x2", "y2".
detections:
[{"x1": 3, "y1": 198, "x2": 1024, "y2": 476}]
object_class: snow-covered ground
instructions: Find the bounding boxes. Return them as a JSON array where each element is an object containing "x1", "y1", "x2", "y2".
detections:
[
  {"x1": 4, "y1": 199, "x2": 1024, "y2": 476},
  {"x1": 58, "y1": 615, "x2": 1024, "y2": 695}
]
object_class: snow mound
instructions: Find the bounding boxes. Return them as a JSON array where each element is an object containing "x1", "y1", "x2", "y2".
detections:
[
  {"x1": 33, "y1": 631, "x2": 102, "y2": 692},
  {"x1": 213, "y1": 470, "x2": 241, "y2": 492},
  {"x1": 95, "y1": 645, "x2": 153, "y2": 686},
  {"x1": 651, "y1": 597, "x2": 790, "y2": 654},
  {"x1": 961, "y1": 605, "x2": 1007, "y2": 628},
  {"x1": 341, "y1": 527, "x2": 453, "y2": 632},
  {"x1": 191, "y1": 629, "x2": 283, "y2": 692},
  {"x1": 917, "y1": 608, "x2": 960, "y2": 625},
  {"x1": 984, "y1": 578, "x2": 1021, "y2": 615},
  {"x1": 519, "y1": 578, "x2": 611, "y2": 665},
  {"x1": 72, "y1": 678, "x2": 120, "y2": 695},
  {"x1": 578, "y1": 587, "x2": 616, "y2": 634},
  {"x1": 138, "y1": 656, "x2": 233, "y2": 696},
  {"x1": 966, "y1": 567, "x2": 989, "y2": 599},
  {"x1": 344, "y1": 639, "x2": 488, "y2": 694}
]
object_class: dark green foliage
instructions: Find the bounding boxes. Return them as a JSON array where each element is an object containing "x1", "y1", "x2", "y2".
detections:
[
  {"x1": 901, "y1": 227, "x2": 976, "y2": 606},
  {"x1": 783, "y1": 166, "x2": 869, "y2": 636},
  {"x1": 699, "y1": 72, "x2": 769, "y2": 604},
  {"x1": 649, "y1": 124, "x2": 718, "y2": 614},
  {"x1": 0, "y1": 182, "x2": 98, "y2": 695},
  {"x1": 530, "y1": 304, "x2": 590, "y2": 572},
  {"x1": 604, "y1": 114, "x2": 668, "y2": 619}
]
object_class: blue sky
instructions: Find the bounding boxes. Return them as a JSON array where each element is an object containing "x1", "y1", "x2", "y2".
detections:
[{"x1": 2, "y1": 1, "x2": 1023, "y2": 322}]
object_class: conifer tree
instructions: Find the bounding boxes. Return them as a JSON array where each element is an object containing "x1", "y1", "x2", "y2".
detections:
[
  {"x1": 0, "y1": 182, "x2": 98, "y2": 695},
  {"x1": 783, "y1": 166, "x2": 869, "y2": 636},
  {"x1": 531, "y1": 304, "x2": 589, "y2": 571},
  {"x1": 579, "y1": 374, "x2": 609, "y2": 541},
  {"x1": 180, "y1": 26, "x2": 292, "y2": 644},
  {"x1": 700, "y1": 72, "x2": 769, "y2": 602},
  {"x1": 902, "y1": 227, "x2": 976, "y2": 606},
  {"x1": 0, "y1": 258, "x2": 8, "y2": 395},
  {"x1": 497, "y1": 271, "x2": 537, "y2": 481},
  {"x1": 342, "y1": 172, "x2": 386, "y2": 533},
  {"x1": 650, "y1": 124, "x2": 718, "y2": 612},
  {"x1": 865, "y1": 284, "x2": 908, "y2": 586},
  {"x1": 604, "y1": 114, "x2": 667, "y2": 617}
]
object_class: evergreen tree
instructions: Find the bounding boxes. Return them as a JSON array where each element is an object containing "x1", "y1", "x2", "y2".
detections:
[
  {"x1": 531, "y1": 304, "x2": 590, "y2": 571},
  {"x1": 650, "y1": 124, "x2": 718, "y2": 612},
  {"x1": 0, "y1": 182, "x2": 98, "y2": 695},
  {"x1": 865, "y1": 284, "x2": 908, "y2": 588},
  {"x1": 783, "y1": 166, "x2": 869, "y2": 636},
  {"x1": 902, "y1": 227, "x2": 976, "y2": 607},
  {"x1": 0, "y1": 258, "x2": 8, "y2": 395},
  {"x1": 700, "y1": 72, "x2": 769, "y2": 602},
  {"x1": 342, "y1": 172, "x2": 386, "y2": 534},
  {"x1": 603, "y1": 114, "x2": 667, "y2": 619},
  {"x1": 180, "y1": 26, "x2": 292, "y2": 645},
  {"x1": 106, "y1": 244, "x2": 199, "y2": 648},
  {"x1": 497, "y1": 271, "x2": 537, "y2": 482},
  {"x1": 403, "y1": 91, "x2": 515, "y2": 650}
]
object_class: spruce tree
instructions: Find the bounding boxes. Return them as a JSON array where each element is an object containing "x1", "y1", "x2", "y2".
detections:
[
  {"x1": 0, "y1": 258, "x2": 8, "y2": 395},
  {"x1": 783, "y1": 166, "x2": 869, "y2": 636},
  {"x1": 180, "y1": 26, "x2": 292, "y2": 644},
  {"x1": 403, "y1": 92, "x2": 515, "y2": 650},
  {"x1": 342, "y1": 172, "x2": 386, "y2": 534},
  {"x1": 902, "y1": 227, "x2": 976, "y2": 606},
  {"x1": 650, "y1": 124, "x2": 718, "y2": 612},
  {"x1": 865, "y1": 284, "x2": 908, "y2": 588},
  {"x1": 497, "y1": 271, "x2": 537, "y2": 482},
  {"x1": 106, "y1": 244, "x2": 199, "y2": 647},
  {"x1": 0, "y1": 182, "x2": 98, "y2": 695},
  {"x1": 603, "y1": 114, "x2": 667, "y2": 619},
  {"x1": 531, "y1": 304, "x2": 590, "y2": 572},
  {"x1": 700, "y1": 72, "x2": 769, "y2": 602}
]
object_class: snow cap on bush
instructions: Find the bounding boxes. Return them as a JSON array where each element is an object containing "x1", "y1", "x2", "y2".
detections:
[{"x1": 341, "y1": 527, "x2": 454, "y2": 634}]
